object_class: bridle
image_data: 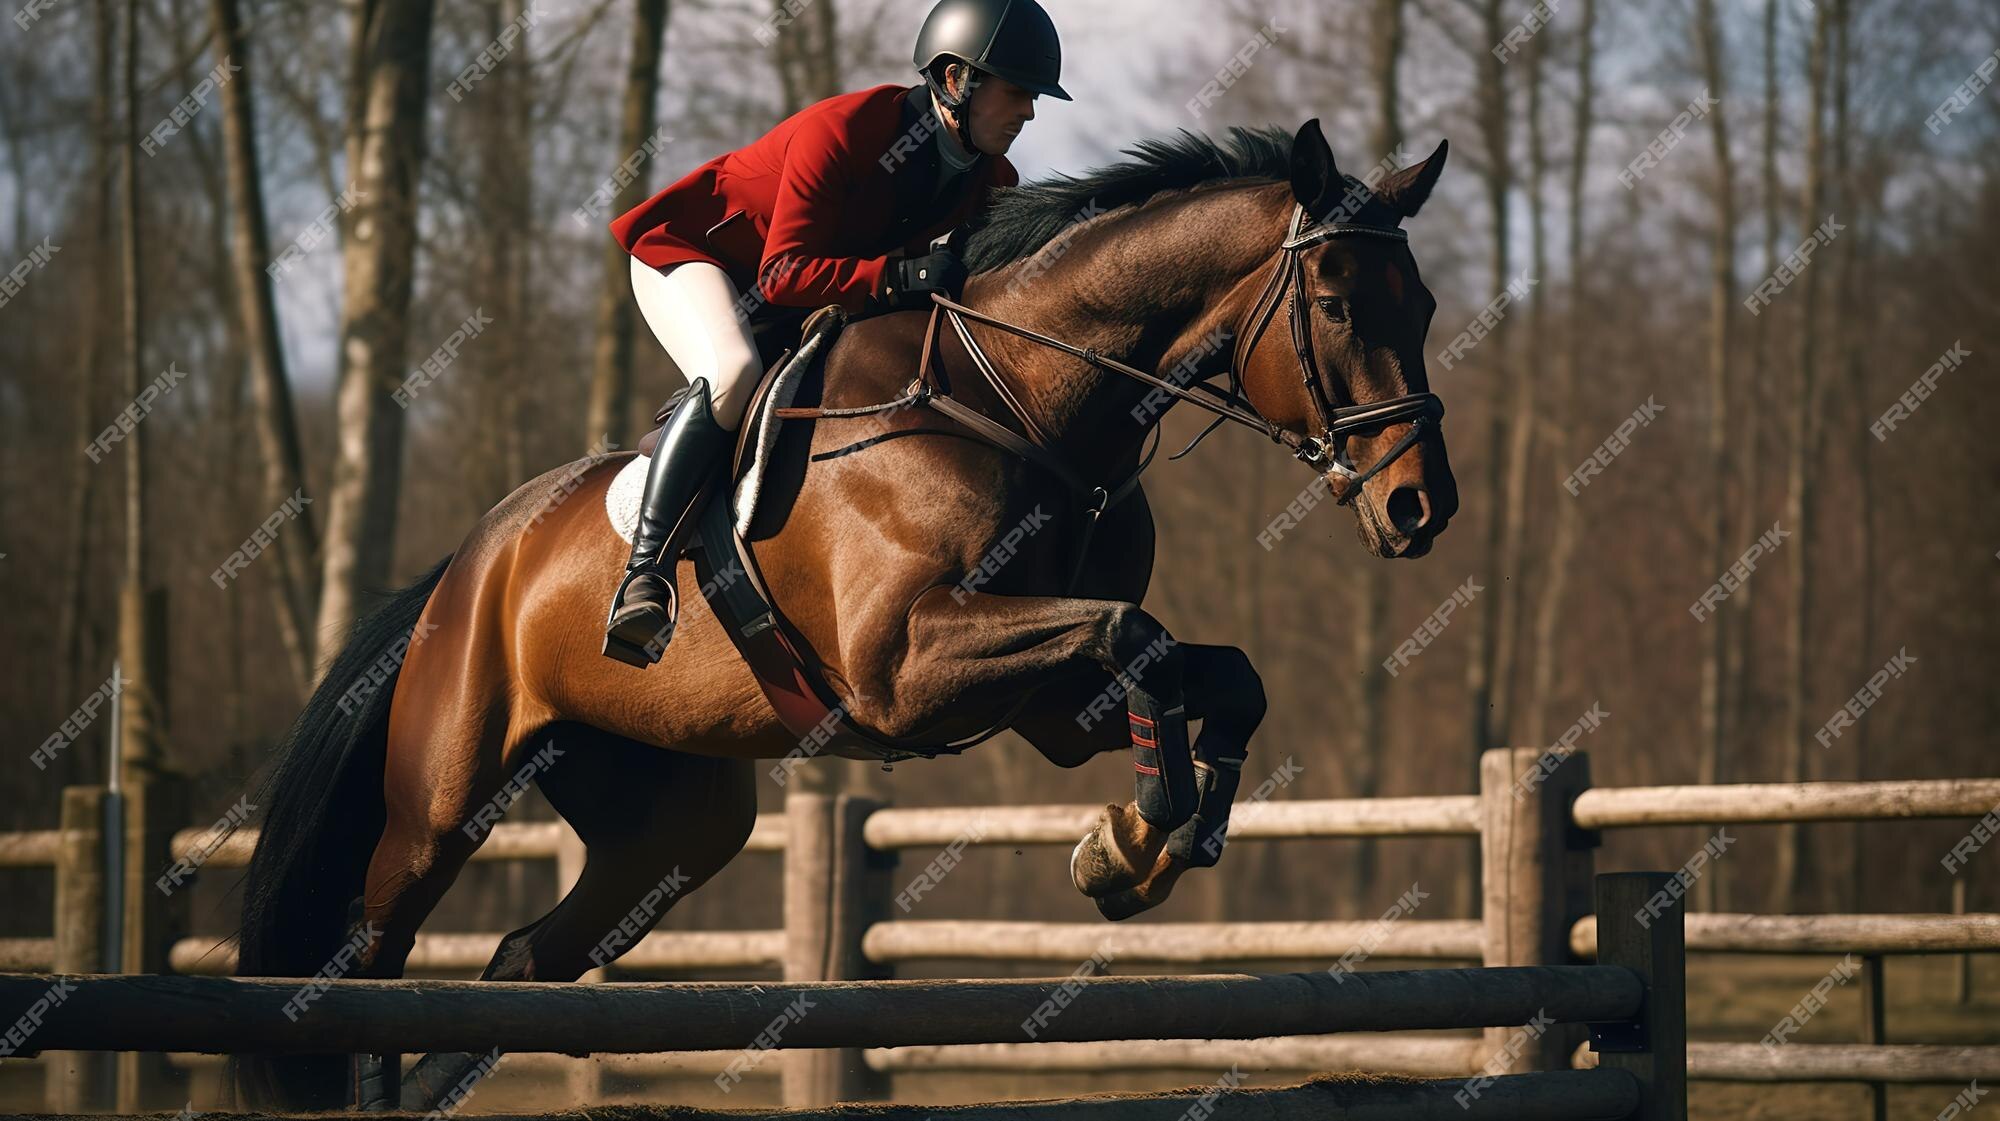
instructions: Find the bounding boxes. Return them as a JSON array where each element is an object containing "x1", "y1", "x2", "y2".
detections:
[
  {"x1": 783, "y1": 202, "x2": 1446, "y2": 517},
  {"x1": 1230, "y1": 204, "x2": 1446, "y2": 501}
]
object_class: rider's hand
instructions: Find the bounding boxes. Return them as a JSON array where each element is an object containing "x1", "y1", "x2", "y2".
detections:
[{"x1": 881, "y1": 248, "x2": 966, "y2": 310}]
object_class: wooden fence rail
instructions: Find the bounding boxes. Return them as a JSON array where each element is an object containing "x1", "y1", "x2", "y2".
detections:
[
  {"x1": 0, "y1": 964, "x2": 1644, "y2": 1054},
  {"x1": 0, "y1": 873, "x2": 1686, "y2": 1121},
  {"x1": 2, "y1": 749, "x2": 1993, "y2": 1112}
]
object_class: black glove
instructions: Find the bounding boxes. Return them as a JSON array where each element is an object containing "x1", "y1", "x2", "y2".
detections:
[{"x1": 881, "y1": 248, "x2": 966, "y2": 309}]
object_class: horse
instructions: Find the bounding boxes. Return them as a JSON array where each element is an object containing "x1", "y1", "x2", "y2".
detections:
[{"x1": 231, "y1": 120, "x2": 1458, "y2": 1109}]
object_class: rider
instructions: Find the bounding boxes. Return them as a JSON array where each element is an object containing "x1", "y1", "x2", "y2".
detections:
[{"x1": 601, "y1": 0, "x2": 1069, "y2": 667}]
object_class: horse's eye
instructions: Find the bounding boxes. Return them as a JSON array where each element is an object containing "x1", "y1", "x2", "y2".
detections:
[{"x1": 1315, "y1": 296, "x2": 1349, "y2": 323}]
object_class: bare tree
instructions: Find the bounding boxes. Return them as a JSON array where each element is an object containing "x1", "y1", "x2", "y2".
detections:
[
  {"x1": 118, "y1": 0, "x2": 170, "y2": 783},
  {"x1": 473, "y1": 0, "x2": 535, "y2": 504},
  {"x1": 1828, "y1": 0, "x2": 1869, "y2": 912},
  {"x1": 1465, "y1": 0, "x2": 1514, "y2": 778},
  {"x1": 584, "y1": 0, "x2": 671, "y2": 451},
  {"x1": 1774, "y1": 0, "x2": 1832, "y2": 910},
  {"x1": 1527, "y1": 0, "x2": 1595, "y2": 749},
  {"x1": 1348, "y1": 0, "x2": 1407, "y2": 904},
  {"x1": 771, "y1": 0, "x2": 843, "y2": 114},
  {"x1": 211, "y1": 0, "x2": 321, "y2": 695},
  {"x1": 1497, "y1": 3, "x2": 1547, "y2": 747},
  {"x1": 1726, "y1": 0, "x2": 1782, "y2": 790},
  {"x1": 56, "y1": 0, "x2": 118, "y2": 708},
  {"x1": 314, "y1": 0, "x2": 438, "y2": 662},
  {"x1": 1692, "y1": 0, "x2": 1737, "y2": 912}
]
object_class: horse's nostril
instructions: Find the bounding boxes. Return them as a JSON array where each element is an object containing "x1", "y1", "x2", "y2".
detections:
[{"x1": 1386, "y1": 486, "x2": 1429, "y2": 537}]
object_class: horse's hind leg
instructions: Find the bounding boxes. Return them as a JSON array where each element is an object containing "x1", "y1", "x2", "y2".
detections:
[
  {"x1": 400, "y1": 726, "x2": 757, "y2": 1111},
  {"x1": 337, "y1": 693, "x2": 523, "y2": 1107}
]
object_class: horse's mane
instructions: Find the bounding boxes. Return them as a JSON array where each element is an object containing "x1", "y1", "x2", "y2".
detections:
[{"x1": 961, "y1": 126, "x2": 1299, "y2": 274}]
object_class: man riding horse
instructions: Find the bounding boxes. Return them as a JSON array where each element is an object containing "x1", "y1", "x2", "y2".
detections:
[
  {"x1": 604, "y1": 0, "x2": 1066, "y2": 666},
  {"x1": 233, "y1": 0, "x2": 1461, "y2": 1104}
]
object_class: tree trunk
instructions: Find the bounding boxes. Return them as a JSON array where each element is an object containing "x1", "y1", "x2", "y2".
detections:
[
  {"x1": 1456, "y1": 0, "x2": 1513, "y2": 917},
  {"x1": 1773, "y1": 0, "x2": 1830, "y2": 913},
  {"x1": 1827, "y1": 0, "x2": 1865, "y2": 913},
  {"x1": 1466, "y1": 0, "x2": 1511, "y2": 765},
  {"x1": 1726, "y1": 0, "x2": 1781, "y2": 823},
  {"x1": 56, "y1": 0, "x2": 118, "y2": 709},
  {"x1": 1369, "y1": 0, "x2": 1403, "y2": 162},
  {"x1": 1348, "y1": 0, "x2": 1406, "y2": 910},
  {"x1": 474, "y1": 0, "x2": 533, "y2": 507},
  {"x1": 583, "y1": 0, "x2": 670, "y2": 452},
  {"x1": 210, "y1": 0, "x2": 320, "y2": 696},
  {"x1": 313, "y1": 0, "x2": 437, "y2": 665},
  {"x1": 1693, "y1": 0, "x2": 1738, "y2": 914},
  {"x1": 118, "y1": 0, "x2": 170, "y2": 783},
  {"x1": 1495, "y1": 14, "x2": 1545, "y2": 747},
  {"x1": 771, "y1": 0, "x2": 842, "y2": 115},
  {"x1": 1527, "y1": 0, "x2": 1595, "y2": 749}
]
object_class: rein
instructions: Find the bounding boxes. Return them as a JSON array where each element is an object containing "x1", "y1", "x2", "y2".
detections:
[
  {"x1": 920, "y1": 202, "x2": 1442, "y2": 507},
  {"x1": 779, "y1": 202, "x2": 1447, "y2": 535}
]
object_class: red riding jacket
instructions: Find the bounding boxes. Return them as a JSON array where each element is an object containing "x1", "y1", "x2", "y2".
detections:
[{"x1": 609, "y1": 84, "x2": 1017, "y2": 314}]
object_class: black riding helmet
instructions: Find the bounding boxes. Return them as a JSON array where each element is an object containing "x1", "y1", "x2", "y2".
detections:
[{"x1": 914, "y1": 0, "x2": 1071, "y2": 153}]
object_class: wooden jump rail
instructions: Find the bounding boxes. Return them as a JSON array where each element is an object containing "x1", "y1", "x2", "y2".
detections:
[
  {"x1": 0, "y1": 873, "x2": 1688, "y2": 1121},
  {"x1": 0, "y1": 964, "x2": 1644, "y2": 1053},
  {"x1": 3, "y1": 750, "x2": 1994, "y2": 1110}
]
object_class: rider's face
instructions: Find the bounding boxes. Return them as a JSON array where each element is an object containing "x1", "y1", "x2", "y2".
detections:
[{"x1": 960, "y1": 72, "x2": 1037, "y2": 156}]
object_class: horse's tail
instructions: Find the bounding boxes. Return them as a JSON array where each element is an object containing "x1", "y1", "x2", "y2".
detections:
[{"x1": 231, "y1": 556, "x2": 452, "y2": 1109}]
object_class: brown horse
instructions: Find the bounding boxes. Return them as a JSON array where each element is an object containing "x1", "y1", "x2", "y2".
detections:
[{"x1": 232, "y1": 121, "x2": 1457, "y2": 1108}]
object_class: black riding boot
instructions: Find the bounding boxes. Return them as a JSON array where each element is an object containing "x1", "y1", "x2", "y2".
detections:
[{"x1": 602, "y1": 380, "x2": 733, "y2": 667}]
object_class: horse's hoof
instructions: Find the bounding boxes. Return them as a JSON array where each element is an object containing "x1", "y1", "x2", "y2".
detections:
[
  {"x1": 1071, "y1": 805, "x2": 1146, "y2": 898},
  {"x1": 1093, "y1": 856, "x2": 1190, "y2": 921},
  {"x1": 1069, "y1": 834, "x2": 1094, "y2": 893}
]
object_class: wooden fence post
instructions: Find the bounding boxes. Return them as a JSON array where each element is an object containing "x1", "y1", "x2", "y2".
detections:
[
  {"x1": 555, "y1": 820, "x2": 603, "y2": 1103},
  {"x1": 782, "y1": 792, "x2": 890, "y2": 1108},
  {"x1": 1479, "y1": 746, "x2": 1596, "y2": 1073},
  {"x1": 1593, "y1": 871, "x2": 1688, "y2": 1121},
  {"x1": 47, "y1": 785, "x2": 112, "y2": 1112},
  {"x1": 119, "y1": 776, "x2": 189, "y2": 1110},
  {"x1": 1859, "y1": 952, "x2": 1888, "y2": 1121},
  {"x1": 1952, "y1": 879, "x2": 1973, "y2": 1004}
]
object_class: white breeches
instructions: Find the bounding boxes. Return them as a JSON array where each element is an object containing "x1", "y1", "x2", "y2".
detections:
[{"x1": 629, "y1": 257, "x2": 764, "y2": 430}]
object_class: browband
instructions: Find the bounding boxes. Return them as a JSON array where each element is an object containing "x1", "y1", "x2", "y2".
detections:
[{"x1": 1282, "y1": 205, "x2": 1410, "y2": 250}]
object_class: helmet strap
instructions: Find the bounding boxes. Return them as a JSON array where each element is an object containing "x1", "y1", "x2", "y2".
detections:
[{"x1": 924, "y1": 60, "x2": 984, "y2": 156}]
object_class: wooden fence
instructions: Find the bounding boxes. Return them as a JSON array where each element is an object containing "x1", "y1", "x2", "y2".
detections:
[
  {"x1": 3, "y1": 748, "x2": 1996, "y2": 1112},
  {"x1": 0, "y1": 872, "x2": 1686, "y2": 1120}
]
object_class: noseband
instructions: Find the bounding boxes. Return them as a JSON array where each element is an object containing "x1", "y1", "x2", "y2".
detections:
[{"x1": 1228, "y1": 204, "x2": 1445, "y2": 503}]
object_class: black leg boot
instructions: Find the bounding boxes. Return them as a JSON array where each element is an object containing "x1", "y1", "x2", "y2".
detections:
[{"x1": 603, "y1": 379, "x2": 733, "y2": 667}]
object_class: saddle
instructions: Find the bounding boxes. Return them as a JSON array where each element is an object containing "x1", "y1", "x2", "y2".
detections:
[{"x1": 636, "y1": 305, "x2": 961, "y2": 765}]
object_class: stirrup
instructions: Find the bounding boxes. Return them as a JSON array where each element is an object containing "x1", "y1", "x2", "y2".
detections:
[{"x1": 603, "y1": 567, "x2": 681, "y2": 668}]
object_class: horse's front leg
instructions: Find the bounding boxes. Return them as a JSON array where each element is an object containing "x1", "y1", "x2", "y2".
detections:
[
  {"x1": 853, "y1": 588, "x2": 1260, "y2": 919},
  {"x1": 1165, "y1": 642, "x2": 1267, "y2": 867},
  {"x1": 1010, "y1": 641, "x2": 1266, "y2": 919}
]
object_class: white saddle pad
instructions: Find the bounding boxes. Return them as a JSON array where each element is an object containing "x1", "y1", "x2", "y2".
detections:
[
  {"x1": 604, "y1": 455, "x2": 650, "y2": 546},
  {"x1": 605, "y1": 329, "x2": 823, "y2": 545}
]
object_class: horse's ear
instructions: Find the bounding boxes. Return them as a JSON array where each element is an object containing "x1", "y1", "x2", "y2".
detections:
[
  {"x1": 1289, "y1": 119, "x2": 1342, "y2": 215},
  {"x1": 1376, "y1": 139, "x2": 1449, "y2": 218}
]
